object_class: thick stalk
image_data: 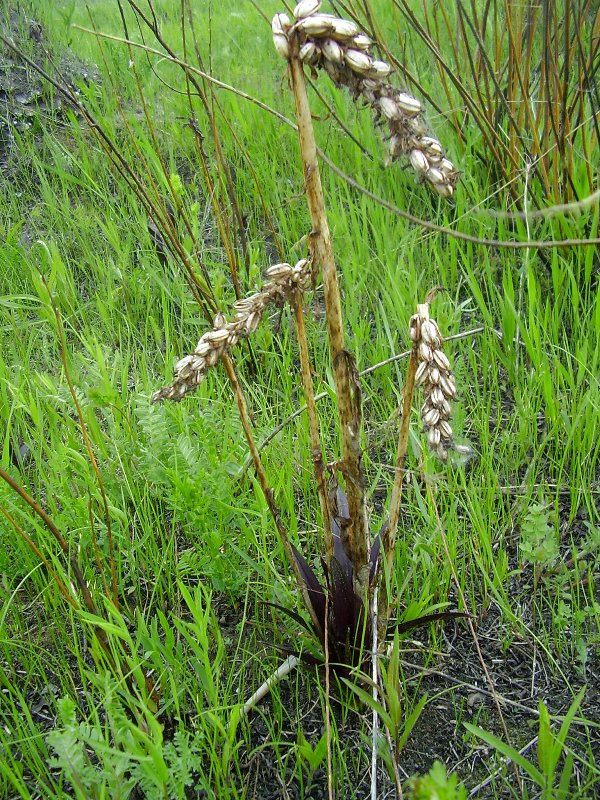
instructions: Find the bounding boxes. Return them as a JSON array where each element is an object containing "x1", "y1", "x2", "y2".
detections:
[
  {"x1": 291, "y1": 294, "x2": 332, "y2": 560},
  {"x1": 288, "y1": 54, "x2": 368, "y2": 591}
]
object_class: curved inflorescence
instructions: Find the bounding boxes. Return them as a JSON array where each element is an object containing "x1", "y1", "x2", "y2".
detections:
[
  {"x1": 153, "y1": 258, "x2": 312, "y2": 402},
  {"x1": 409, "y1": 309, "x2": 457, "y2": 460},
  {"x1": 273, "y1": 1, "x2": 458, "y2": 197}
]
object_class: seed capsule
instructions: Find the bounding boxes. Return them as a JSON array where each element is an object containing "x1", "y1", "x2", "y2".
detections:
[
  {"x1": 244, "y1": 312, "x2": 260, "y2": 335},
  {"x1": 419, "y1": 341, "x2": 433, "y2": 362},
  {"x1": 440, "y1": 375, "x2": 457, "y2": 398},
  {"x1": 294, "y1": 0, "x2": 321, "y2": 19},
  {"x1": 439, "y1": 419, "x2": 453, "y2": 439},
  {"x1": 352, "y1": 33, "x2": 372, "y2": 51},
  {"x1": 440, "y1": 398, "x2": 452, "y2": 417},
  {"x1": 433, "y1": 182, "x2": 454, "y2": 198},
  {"x1": 330, "y1": 17, "x2": 359, "y2": 39},
  {"x1": 396, "y1": 92, "x2": 421, "y2": 116},
  {"x1": 297, "y1": 14, "x2": 335, "y2": 35},
  {"x1": 272, "y1": 13, "x2": 291, "y2": 35},
  {"x1": 379, "y1": 96, "x2": 399, "y2": 120},
  {"x1": 415, "y1": 360, "x2": 429, "y2": 385},
  {"x1": 205, "y1": 329, "x2": 229, "y2": 344},
  {"x1": 420, "y1": 136, "x2": 443, "y2": 156},
  {"x1": 409, "y1": 149, "x2": 429, "y2": 173},
  {"x1": 369, "y1": 60, "x2": 392, "y2": 78},
  {"x1": 344, "y1": 48, "x2": 373, "y2": 74},
  {"x1": 430, "y1": 387, "x2": 445, "y2": 407},
  {"x1": 299, "y1": 41, "x2": 320, "y2": 64},
  {"x1": 272, "y1": 33, "x2": 290, "y2": 59},
  {"x1": 421, "y1": 319, "x2": 441, "y2": 346},
  {"x1": 195, "y1": 341, "x2": 212, "y2": 357},
  {"x1": 432, "y1": 349, "x2": 450, "y2": 371},
  {"x1": 428, "y1": 427, "x2": 441, "y2": 447},
  {"x1": 427, "y1": 167, "x2": 445, "y2": 185},
  {"x1": 266, "y1": 263, "x2": 292, "y2": 278},
  {"x1": 321, "y1": 38, "x2": 344, "y2": 63},
  {"x1": 428, "y1": 365, "x2": 441, "y2": 385},
  {"x1": 423, "y1": 407, "x2": 440, "y2": 426},
  {"x1": 440, "y1": 158, "x2": 455, "y2": 174}
]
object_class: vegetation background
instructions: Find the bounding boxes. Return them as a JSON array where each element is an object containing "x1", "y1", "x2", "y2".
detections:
[{"x1": 0, "y1": 0, "x2": 598, "y2": 797}]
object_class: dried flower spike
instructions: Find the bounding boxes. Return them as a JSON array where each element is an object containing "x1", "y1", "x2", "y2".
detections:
[
  {"x1": 153, "y1": 258, "x2": 312, "y2": 402},
  {"x1": 410, "y1": 303, "x2": 457, "y2": 460},
  {"x1": 273, "y1": 5, "x2": 459, "y2": 196}
]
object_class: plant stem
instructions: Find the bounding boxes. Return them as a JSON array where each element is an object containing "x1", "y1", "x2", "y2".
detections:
[
  {"x1": 291, "y1": 293, "x2": 332, "y2": 559},
  {"x1": 288, "y1": 54, "x2": 368, "y2": 591},
  {"x1": 221, "y1": 353, "x2": 323, "y2": 637}
]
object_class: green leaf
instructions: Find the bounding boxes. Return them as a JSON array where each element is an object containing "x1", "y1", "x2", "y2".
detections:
[{"x1": 464, "y1": 723, "x2": 544, "y2": 787}]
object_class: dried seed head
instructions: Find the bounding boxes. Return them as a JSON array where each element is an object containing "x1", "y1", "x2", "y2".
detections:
[
  {"x1": 293, "y1": 0, "x2": 321, "y2": 19},
  {"x1": 266, "y1": 262, "x2": 293, "y2": 278}
]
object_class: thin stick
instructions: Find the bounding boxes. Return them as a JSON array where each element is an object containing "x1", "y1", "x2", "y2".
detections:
[
  {"x1": 292, "y1": 294, "x2": 332, "y2": 559},
  {"x1": 370, "y1": 585, "x2": 379, "y2": 800},
  {"x1": 241, "y1": 655, "x2": 299, "y2": 717},
  {"x1": 288, "y1": 52, "x2": 369, "y2": 591}
]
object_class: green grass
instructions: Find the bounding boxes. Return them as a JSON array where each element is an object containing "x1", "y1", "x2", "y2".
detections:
[{"x1": 1, "y1": 0, "x2": 599, "y2": 797}]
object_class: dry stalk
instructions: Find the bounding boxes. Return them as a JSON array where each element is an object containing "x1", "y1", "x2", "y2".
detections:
[
  {"x1": 291, "y1": 294, "x2": 332, "y2": 558},
  {"x1": 287, "y1": 30, "x2": 369, "y2": 596}
]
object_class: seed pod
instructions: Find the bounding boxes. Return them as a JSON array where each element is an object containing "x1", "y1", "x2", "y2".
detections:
[
  {"x1": 440, "y1": 398, "x2": 452, "y2": 417},
  {"x1": 272, "y1": 33, "x2": 290, "y2": 59},
  {"x1": 421, "y1": 319, "x2": 441, "y2": 346},
  {"x1": 369, "y1": 60, "x2": 391, "y2": 78},
  {"x1": 298, "y1": 41, "x2": 319, "y2": 64},
  {"x1": 195, "y1": 341, "x2": 212, "y2": 357},
  {"x1": 272, "y1": 13, "x2": 291, "y2": 35},
  {"x1": 440, "y1": 375, "x2": 457, "y2": 399},
  {"x1": 415, "y1": 360, "x2": 429, "y2": 385},
  {"x1": 439, "y1": 419, "x2": 453, "y2": 439},
  {"x1": 352, "y1": 33, "x2": 372, "y2": 51},
  {"x1": 245, "y1": 312, "x2": 261, "y2": 335},
  {"x1": 330, "y1": 17, "x2": 359, "y2": 39},
  {"x1": 379, "y1": 96, "x2": 399, "y2": 120},
  {"x1": 440, "y1": 158, "x2": 455, "y2": 174},
  {"x1": 205, "y1": 349, "x2": 222, "y2": 367},
  {"x1": 430, "y1": 387, "x2": 445, "y2": 407},
  {"x1": 423, "y1": 407, "x2": 440, "y2": 426},
  {"x1": 419, "y1": 341, "x2": 433, "y2": 362},
  {"x1": 396, "y1": 92, "x2": 421, "y2": 116},
  {"x1": 294, "y1": 0, "x2": 321, "y2": 19},
  {"x1": 205, "y1": 329, "x2": 229, "y2": 344},
  {"x1": 428, "y1": 427, "x2": 441, "y2": 447},
  {"x1": 321, "y1": 38, "x2": 344, "y2": 64},
  {"x1": 427, "y1": 167, "x2": 445, "y2": 185},
  {"x1": 323, "y1": 58, "x2": 343, "y2": 82},
  {"x1": 297, "y1": 14, "x2": 335, "y2": 35},
  {"x1": 409, "y1": 149, "x2": 429, "y2": 173},
  {"x1": 421, "y1": 136, "x2": 443, "y2": 157},
  {"x1": 433, "y1": 182, "x2": 454, "y2": 198},
  {"x1": 428, "y1": 365, "x2": 441, "y2": 385},
  {"x1": 266, "y1": 263, "x2": 292, "y2": 278},
  {"x1": 433, "y1": 349, "x2": 450, "y2": 371},
  {"x1": 344, "y1": 48, "x2": 373, "y2": 74},
  {"x1": 213, "y1": 312, "x2": 227, "y2": 328}
]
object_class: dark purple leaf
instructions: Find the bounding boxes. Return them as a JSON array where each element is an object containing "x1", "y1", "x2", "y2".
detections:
[
  {"x1": 392, "y1": 610, "x2": 469, "y2": 635},
  {"x1": 369, "y1": 530, "x2": 383, "y2": 585},
  {"x1": 292, "y1": 545, "x2": 326, "y2": 629},
  {"x1": 262, "y1": 601, "x2": 314, "y2": 634},
  {"x1": 330, "y1": 486, "x2": 353, "y2": 581},
  {"x1": 329, "y1": 557, "x2": 359, "y2": 645}
]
